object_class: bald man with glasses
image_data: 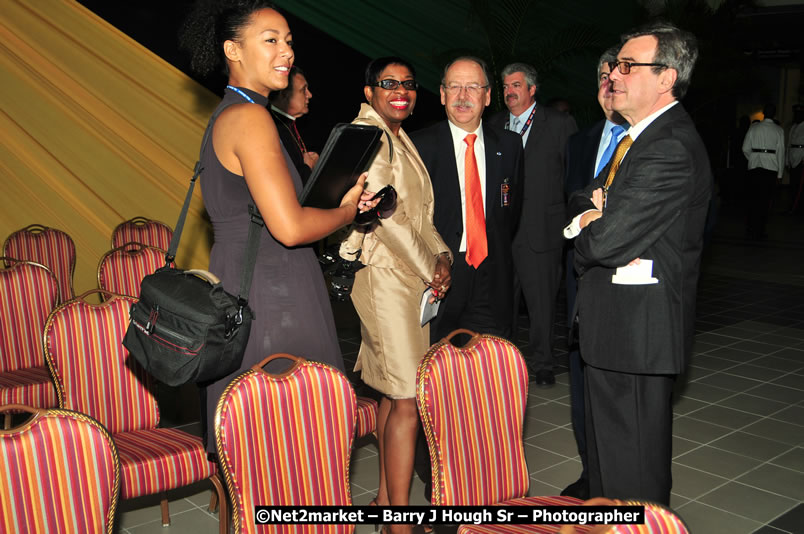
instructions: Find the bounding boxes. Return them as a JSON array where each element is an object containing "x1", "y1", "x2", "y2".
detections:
[{"x1": 411, "y1": 56, "x2": 524, "y2": 343}]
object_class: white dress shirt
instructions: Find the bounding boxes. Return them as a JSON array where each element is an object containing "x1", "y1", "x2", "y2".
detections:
[
  {"x1": 742, "y1": 119, "x2": 785, "y2": 178},
  {"x1": 507, "y1": 102, "x2": 537, "y2": 147},
  {"x1": 563, "y1": 101, "x2": 679, "y2": 238},
  {"x1": 788, "y1": 122, "x2": 804, "y2": 168},
  {"x1": 448, "y1": 120, "x2": 487, "y2": 252}
]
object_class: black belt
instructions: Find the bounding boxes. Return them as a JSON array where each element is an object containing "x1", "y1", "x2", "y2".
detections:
[
  {"x1": 752, "y1": 148, "x2": 776, "y2": 153},
  {"x1": 791, "y1": 144, "x2": 804, "y2": 149}
]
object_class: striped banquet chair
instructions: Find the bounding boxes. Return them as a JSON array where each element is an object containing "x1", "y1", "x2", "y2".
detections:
[
  {"x1": 0, "y1": 404, "x2": 120, "y2": 534},
  {"x1": 416, "y1": 330, "x2": 590, "y2": 534},
  {"x1": 111, "y1": 217, "x2": 173, "y2": 251},
  {"x1": 557, "y1": 499, "x2": 690, "y2": 534},
  {"x1": 3, "y1": 224, "x2": 76, "y2": 303},
  {"x1": 0, "y1": 259, "x2": 60, "y2": 427},
  {"x1": 43, "y1": 291, "x2": 226, "y2": 533},
  {"x1": 97, "y1": 242, "x2": 167, "y2": 298},
  {"x1": 355, "y1": 395, "x2": 378, "y2": 439},
  {"x1": 216, "y1": 353, "x2": 356, "y2": 534}
]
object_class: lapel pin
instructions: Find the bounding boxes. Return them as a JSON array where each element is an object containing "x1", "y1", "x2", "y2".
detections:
[{"x1": 496, "y1": 152, "x2": 502, "y2": 156}]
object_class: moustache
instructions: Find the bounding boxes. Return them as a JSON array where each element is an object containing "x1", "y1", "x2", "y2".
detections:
[
  {"x1": 451, "y1": 99, "x2": 475, "y2": 109},
  {"x1": 506, "y1": 94, "x2": 518, "y2": 100}
]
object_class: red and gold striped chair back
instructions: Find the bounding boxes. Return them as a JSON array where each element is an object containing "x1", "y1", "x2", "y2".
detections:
[
  {"x1": 0, "y1": 259, "x2": 59, "y2": 373},
  {"x1": 607, "y1": 501, "x2": 689, "y2": 533},
  {"x1": 97, "y1": 243, "x2": 167, "y2": 298},
  {"x1": 417, "y1": 330, "x2": 530, "y2": 506},
  {"x1": 0, "y1": 404, "x2": 120, "y2": 534},
  {"x1": 3, "y1": 225, "x2": 76, "y2": 303},
  {"x1": 216, "y1": 354, "x2": 356, "y2": 534},
  {"x1": 44, "y1": 291, "x2": 159, "y2": 434},
  {"x1": 111, "y1": 217, "x2": 173, "y2": 251}
]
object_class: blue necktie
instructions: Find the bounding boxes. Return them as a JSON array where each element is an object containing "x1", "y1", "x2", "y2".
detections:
[{"x1": 595, "y1": 124, "x2": 626, "y2": 178}]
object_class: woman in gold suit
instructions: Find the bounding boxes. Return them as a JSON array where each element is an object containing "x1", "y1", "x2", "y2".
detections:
[{"x1": 341, "y1": 57, "x2": 451, "y2": 533}]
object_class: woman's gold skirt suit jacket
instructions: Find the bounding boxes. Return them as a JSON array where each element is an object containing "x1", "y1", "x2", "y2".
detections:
[{"x1": 341, "y1": 104, "x2": 450, "y2": 398}]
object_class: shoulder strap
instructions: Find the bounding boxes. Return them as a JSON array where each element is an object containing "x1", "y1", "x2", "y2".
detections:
[
  {"x1": 165, "y1": 102, "x2": 231, "y2": 264},
  {"x1": 164, "y1": 99, "x2": 264, "y2": 307}
]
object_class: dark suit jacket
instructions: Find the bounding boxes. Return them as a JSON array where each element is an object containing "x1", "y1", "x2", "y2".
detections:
[
  {"x1": 567, "y1": 103, "x2": 712, "y2": 375},
  {"x1": 270, "y1": 109, "x2": 312, "y2": 185},
  {"x1": 411, "y1": 120, "x2": 524, "y2": 324},
  {"x1": 565, "y1": 120, "x2": 606, "y2": 197},
  {"x1": 489, "y1": 105, "x2": 577, "y2": 252}
]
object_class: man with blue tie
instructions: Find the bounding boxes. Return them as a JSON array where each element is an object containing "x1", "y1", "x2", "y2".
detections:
[
  {"x1": 488, "y1": 63, "x2": 577, "y2": 386},
  {"x1": 560, "y1": 46, "x2": 627, "y2": 500}
]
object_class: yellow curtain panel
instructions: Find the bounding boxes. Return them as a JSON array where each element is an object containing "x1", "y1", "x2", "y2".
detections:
[{"x1": 0, "y1": 0, "x2": 219, "y2": 295}]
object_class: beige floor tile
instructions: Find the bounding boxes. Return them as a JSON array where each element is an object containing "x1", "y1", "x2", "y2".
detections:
[
  {"x1": 675, "y1": 445, "x2": 763, "y2": 479},
  {"x1": 674, "y1": 501, "x2": 763, "y2": 533},
  {"x1": 738, "y1": 463, "x2": 804, "y2": 500},
  {"x1": 670, "y1": 463, "x2": 729, "y2": 499},
  {"x1": 699, "y1": 481, "x2": 798, "y2": 523}
]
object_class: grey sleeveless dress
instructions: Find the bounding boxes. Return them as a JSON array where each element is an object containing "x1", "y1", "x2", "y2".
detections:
[{"x1": 199, "y1": 87, "x2": 344, "y2": 452}]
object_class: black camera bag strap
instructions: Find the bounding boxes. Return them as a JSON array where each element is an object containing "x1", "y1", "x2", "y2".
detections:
[{"x1": 165, "y1": 102, "x2": 263, "y2": 306}]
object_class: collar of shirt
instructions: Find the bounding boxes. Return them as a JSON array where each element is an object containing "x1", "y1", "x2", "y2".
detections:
[
  {"x1": 626, "y1": 100, "x2": 678, "y2": 141},
  {"x1": 509, "y1": 101, "x2": 536, "y2": 146},
  {"x1": 447, "y1": 120, "x2": 487, "y2": 252},
  {"x1": 508, "y1": 101, "x2": 536, "y2": 128},
  {"x1": 270, "y1": 105, "x2": 296, "y2": 121},
  {"x1": 594, "y1": 119, "x2": 628, "y2": 175}
]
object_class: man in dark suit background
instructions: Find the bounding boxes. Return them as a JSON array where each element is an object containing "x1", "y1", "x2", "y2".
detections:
[
  {"x1": 565, "y1": 23, "x2": 712, "y2": 504},
  {"x1": 561, "y1": 46, "x2": 627, "y2": 501},
  {"x1": 488, "y1": 63, "x2": 577, "y2": 386},
  {"x1": 412, "y1": 56, "x2": 524, "y2": 343},
  {"x1": 268, "y1": 66, "x2": 318, "y2": 185}
]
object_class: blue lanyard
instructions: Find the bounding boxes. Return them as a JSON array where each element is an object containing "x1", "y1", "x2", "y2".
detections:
[{"x1": 226, "y1": 85, "x2": 255, "y2": 104}]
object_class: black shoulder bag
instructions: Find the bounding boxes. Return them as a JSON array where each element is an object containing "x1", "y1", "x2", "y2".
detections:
[{"x1": 123, "y1": 105, "x2": 263, "y2": 386}]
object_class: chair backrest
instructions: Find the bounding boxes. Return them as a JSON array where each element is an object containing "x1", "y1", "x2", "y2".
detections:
[
  {"x1": 97, "y1": 243, "x2": 167, "y2": 298},
  {"x1": 3, "y1": 224, "x2": 76, "y2": 303},
  {"x1": 608, "y1": 501, "x2": 690, "y2": 534},
  {"x1": 111, "y1": 217, "x2": 173, "y2": 251},
  {"x1": 0, "y1": 404, "x2": 120, "y2": 534},
  {"x1": 0, "y1": 259, "x2": 60, "y2": 372},
  {"x1": 44, "y1": 291, "x2": 159, "y2": 434},
  {"x1": 416, "y1": 330, "x2": 530, "y2": 506},
  {"x1": 216, "y1": 354, "x2": 356, "y2": 534}
]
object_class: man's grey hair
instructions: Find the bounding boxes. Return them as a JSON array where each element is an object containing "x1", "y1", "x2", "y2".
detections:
[
  {"x1": 501, "y1": 62, "x2": 539, "y2": 92},
  {"x1": 598, "y1": 46, "x2": 620, "y2": 82},
  {"x1": 621, "y1": 22, "x2": 698, "y2": 99},
  {"x1": 441, "y1": 56, "x2": 490, "y2": 87}
]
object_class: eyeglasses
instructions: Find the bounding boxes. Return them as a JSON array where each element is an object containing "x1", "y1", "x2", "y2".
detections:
[
  {"x1": 608, "y1": 61, "x2": 668, "y2": 75},
  {"x1": 443, "y1": 84, "x2": 489, "y2": 96},
  {"x1": 353, "y1": 185, "x2": 398, "y2": 227},
  {"x1": 373, "y1": 79, "x2": 418, "y2": 91}
]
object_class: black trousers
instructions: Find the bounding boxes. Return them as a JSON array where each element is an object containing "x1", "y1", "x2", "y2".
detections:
[
  {"x1": 584, "y1": 364, "x2": 675, "y2": 505},
  {"x1": 513, "y1": 244, "x2": 562, "y2": 371},
  {"x1": 746, "y1": 167, "x2": 776, "y2": 237},
  {"x1": 429, "y1": 252, "x2": 511, "y2": 344},
  {"x1": 565, "y1": 248, "x2": 587, "y2": 482}
]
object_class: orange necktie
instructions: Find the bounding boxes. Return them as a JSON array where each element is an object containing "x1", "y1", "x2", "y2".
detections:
[{"x1": 464, "y1": 134, "x2": 487, "y2": 268}]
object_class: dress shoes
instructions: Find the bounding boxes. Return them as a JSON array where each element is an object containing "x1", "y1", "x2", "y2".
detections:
[
  {"x1": 560, "y1": 477, "x2": 590, "y2": 500},
  {"x1": 534, "y1": 369, "x2": 555, "y2": 387}
]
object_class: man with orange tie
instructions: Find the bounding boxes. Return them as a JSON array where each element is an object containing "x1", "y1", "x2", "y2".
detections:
[
  {"x1": 268, "y1": 66, "x2": 318, "y2": 185},
  {"x1": 412, "y1": 56, "x2": 524, "y2": 343},
  {"x1": 564, "y1": 23, "x2": 712, "y2": 504}
]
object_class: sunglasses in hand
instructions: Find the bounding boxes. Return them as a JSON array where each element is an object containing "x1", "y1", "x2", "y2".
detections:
[{"x1": 354, "y1": 185, "x2": 398, "y2": 227}]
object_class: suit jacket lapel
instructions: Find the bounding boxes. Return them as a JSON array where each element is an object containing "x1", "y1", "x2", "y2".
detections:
[
  {"x1": 523, "y1": 104, "x2": 547, "y2": 152},
  {"x1": 438, "y1": 121, "x2": 463, "y2": 232},
  {"x1": 483, "y1": 123, "x2": 500, "y2": 217}
]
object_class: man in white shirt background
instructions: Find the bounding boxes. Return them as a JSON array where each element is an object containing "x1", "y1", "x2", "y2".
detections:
[{"x1": 742, "y1": 103, "x2": 785, "y2": 239}]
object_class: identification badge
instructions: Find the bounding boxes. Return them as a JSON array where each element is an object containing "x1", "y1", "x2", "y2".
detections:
[{"x1": 501, "y1": 179, "x2": 511, "y2": 207}]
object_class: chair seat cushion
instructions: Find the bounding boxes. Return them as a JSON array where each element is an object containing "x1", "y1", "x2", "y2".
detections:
[
  {"x1": 115, "y1": 427, "x2": 216, "y2": 499},
  {"x1": 0, "y1": 366, "x2": 57, "y2": 408},
  {"x1": 355, "y1": 396, "x2": 378, "y2": 438},
  {"x1": 457, "y1": 496, "x2": 592, "y2": 534}
]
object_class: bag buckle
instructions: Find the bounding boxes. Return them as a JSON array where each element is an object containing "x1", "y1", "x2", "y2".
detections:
[{"x1": 224, "y1": 307, "x2": 243, "y2": 339}]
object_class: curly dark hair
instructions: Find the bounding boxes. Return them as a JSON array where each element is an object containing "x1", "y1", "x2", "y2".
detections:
[{"x1": 179, "y1": 0, "x2": 279, "y2": 77}]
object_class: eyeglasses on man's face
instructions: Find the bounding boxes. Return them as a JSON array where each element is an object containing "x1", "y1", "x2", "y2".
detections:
[
  {"x1": 373, "y1": 79, "x2": 419, "y2": 91},
  {"x1": 443, "y1": 84, "x2": 489, "y2": 96},
  {"x1": 608, "y1": 61, "x2": 668, "y2": 75}
]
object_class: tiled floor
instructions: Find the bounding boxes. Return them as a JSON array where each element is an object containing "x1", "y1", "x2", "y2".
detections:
[{"x1": 118, "y1": 205, "x2": 804, "y2": 533}]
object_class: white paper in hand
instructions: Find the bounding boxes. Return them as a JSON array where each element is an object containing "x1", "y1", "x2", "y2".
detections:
[{"x1": 420, "y1": 288, "x2": 441, "y2": 326}]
